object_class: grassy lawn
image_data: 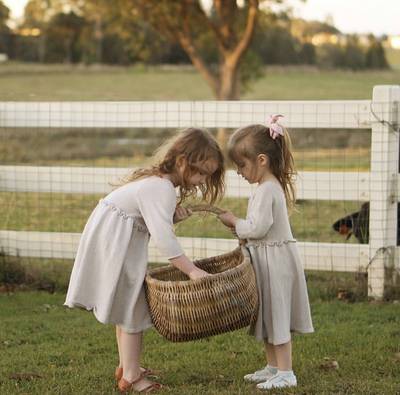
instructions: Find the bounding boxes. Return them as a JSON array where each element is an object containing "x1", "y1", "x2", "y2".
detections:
[
  {"x1": 0, "y1": 291, "x2": 399, "y2": 395},
  {"x1": 0, "y1": 63, "x2": 399, "y2": 101}
]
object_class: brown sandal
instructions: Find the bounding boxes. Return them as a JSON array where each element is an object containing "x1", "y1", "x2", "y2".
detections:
[
  {"x1": 115, "y1": 367, "x2": 123, "y2": 381},
  {"x1": 115, "y1": 367, "x2": 157, "y2": 381},
  {"x1": 118, "y1": 373, "x2": 162, "y2": 393}
]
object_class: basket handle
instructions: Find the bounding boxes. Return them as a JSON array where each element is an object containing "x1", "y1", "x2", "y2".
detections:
[
  {"x1": 185, "y1": 204, "x2": 246, "y2": 245},
  {"x1": 185, "y1": 204, "x2": 225, "y2": 216}
]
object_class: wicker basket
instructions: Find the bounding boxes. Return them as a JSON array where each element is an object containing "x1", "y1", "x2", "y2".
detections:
[{"x1": 144, "y1": 205, "x2": 258, "y2": 342}]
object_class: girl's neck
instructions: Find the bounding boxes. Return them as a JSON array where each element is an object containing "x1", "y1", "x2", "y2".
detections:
[
  {"x1": 258, "y1": 172, "x2": 278, "y2": 185},
  {"x1": 161, "y1": 173, "x2": 178, "y2": 187}
]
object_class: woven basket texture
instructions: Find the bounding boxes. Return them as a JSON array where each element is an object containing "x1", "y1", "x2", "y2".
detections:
[{"x1": 145, "y1": 247, "x2": 258, "y2": 342}]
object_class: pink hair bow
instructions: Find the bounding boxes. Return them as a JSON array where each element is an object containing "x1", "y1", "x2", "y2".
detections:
[{"x1": 268, "y1": 114, "x2": 284, "y2": 140}]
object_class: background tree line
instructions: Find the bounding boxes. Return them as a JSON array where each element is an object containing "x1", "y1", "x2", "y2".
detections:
[{"x1": 0, "y1": 0, "x2": 388, "y2": 73}]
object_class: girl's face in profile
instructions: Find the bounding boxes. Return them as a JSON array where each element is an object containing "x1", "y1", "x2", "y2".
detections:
[
  {"x1": 187, "y1": 159, "x2": 219, "y2": 187},
  {"x1": 173, "y1": 157, "x2": 219, "y2": 188},
  {"x1": 235, "y1": 155, "x2": 267, "y2": 184}
]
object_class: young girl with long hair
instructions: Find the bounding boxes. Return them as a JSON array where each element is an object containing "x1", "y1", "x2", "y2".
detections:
[
  {"x1": 65, "y1": 127, "x2": 225, "y2": 393},
  {"x1": 218, "y1": 116, "x2": 313, "y2": 390}
]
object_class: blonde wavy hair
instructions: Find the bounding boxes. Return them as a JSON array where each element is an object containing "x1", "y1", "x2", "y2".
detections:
[{"x1": 116, "y1": 128, "x2": 225, "y2": 205}]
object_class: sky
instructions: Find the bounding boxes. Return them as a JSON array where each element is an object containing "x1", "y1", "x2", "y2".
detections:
[
  {"x1": 285, "y1": 0, "x2": 399, "y2": 36},
  {"x1": 3, "y1": 0, "x2": 400, "y2": 36}
]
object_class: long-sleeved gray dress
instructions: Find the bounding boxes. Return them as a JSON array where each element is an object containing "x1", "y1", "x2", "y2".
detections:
[
  {"x1": 64, "y1": 176, "x2": 184, "y2": 333},
  {"x1": 235, "y1": 180, "x2": 314, "y2": 345}
]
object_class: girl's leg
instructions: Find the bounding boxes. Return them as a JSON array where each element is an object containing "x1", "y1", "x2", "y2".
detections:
[
  {"x1": 273, "y1": 340, "x2": 292, "y2": 371},
  {"x1": 264, "y1": 341, "x2": 278, "y2": 367},
  {"x1": 243, "y1": 340, "x2": 278, "y2": 382},
  {"x1": 119, "y1": 329, "x2": 142, "y2": 382},
  {"x1": 256, "y1": 341, "x2": 296, "y2": 390},
  {"x1": 116, "y1": 326, "x2": 122, "y2": 368},
  {"x1": 119, "y1": 329, "x2": 159, "y2": 392},
  {"x1": 116, "y1": 325, "x2": 152, "y2": 378}
]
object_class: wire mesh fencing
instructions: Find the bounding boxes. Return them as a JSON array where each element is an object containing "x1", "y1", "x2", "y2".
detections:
[{"x1": 0, "y1": 90, "x2": 399, "y2": 299}]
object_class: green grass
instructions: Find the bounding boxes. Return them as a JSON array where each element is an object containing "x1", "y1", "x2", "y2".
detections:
[
  {"x1": 0, "y1": 291, "x2": 399, "y2": 394},
  {"x1": 0, "y1": 63, "x2": 399, "y2": 101},
  {"x1": 294, "y1": 147, "x2": 370, "y2": 171}
]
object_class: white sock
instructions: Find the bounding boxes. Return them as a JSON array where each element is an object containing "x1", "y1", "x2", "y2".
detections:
[
  {"x1": 266, "y1": 364, "x2": 278, "y2": 372},
  {"x1": 277, "y1": 369, "x2": 294, "y2": 376}
]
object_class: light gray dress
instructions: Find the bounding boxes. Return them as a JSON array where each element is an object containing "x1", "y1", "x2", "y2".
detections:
[
  {"x1": 64, "y1": 176, "x2": 184, "y2": 333},
  {"x1": 235, "y1": 181, "x2": 314, "y2": 345}
]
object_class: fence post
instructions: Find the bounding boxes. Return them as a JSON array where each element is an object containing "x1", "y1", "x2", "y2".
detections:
[{"x1": 368, "y1": 85, "x2": 400, "y2": 299}]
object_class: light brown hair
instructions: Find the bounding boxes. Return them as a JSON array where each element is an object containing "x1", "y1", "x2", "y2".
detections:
[
  {"x1": 227, "y1": 124, "x2": 296, "y2": 211},
  {"x1": 117, "y1": 128, "x2": 225, "y2": 205}
]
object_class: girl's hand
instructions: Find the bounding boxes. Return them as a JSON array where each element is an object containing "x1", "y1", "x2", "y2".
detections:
[
  {"x1": 188, "y1": 267, "x2": 211, "y2": 280},
  {"x1": 218, "y1": 211, "x2": 238, "y2": 228},
  {"x1": 230, "y1": 227, "x2": 238, "y2": 238},
  {"x1": 173, "y1": 206, "x2": 192, "y2": 224}
]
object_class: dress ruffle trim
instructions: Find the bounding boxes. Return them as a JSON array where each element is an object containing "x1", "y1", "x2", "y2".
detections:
[
  {"x1": 99, "y1": 199, "x2": 149, "y2": 233},
  {"x1": 246, "y1": 239, "x2": 297, "y2": 247}
]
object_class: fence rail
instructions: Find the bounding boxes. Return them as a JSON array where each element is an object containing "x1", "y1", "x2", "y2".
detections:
[
  {"x1": 0, "y1": 166, "x2": 381, "y2": 201},
  {"x1": 0, "y1": 100, "x2": 374, "y2": 129},
  {"x1": 0, "y1": 230, "x2": 370, "y2": 273}
]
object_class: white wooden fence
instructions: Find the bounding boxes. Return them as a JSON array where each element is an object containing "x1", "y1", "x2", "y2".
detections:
[{"x1": 0, "y1": 85, "x2": 399, "y2": 299}]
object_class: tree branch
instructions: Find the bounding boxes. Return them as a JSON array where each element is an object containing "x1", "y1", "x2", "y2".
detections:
[
  {"x1": 178, "y1": 2, "x2": 219, "y2": 95},
  {"x1": 228, "y1": 0, "x2": 258, "y2": 67},
  {"x1": 214, "y1": 0, "x2": 238, "y2": 49},
  {"x1": 191, "y1": 0, "x2": 226, "y2": 55}
]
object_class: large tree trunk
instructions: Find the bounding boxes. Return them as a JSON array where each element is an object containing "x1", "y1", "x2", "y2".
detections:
[
  {"x1": 216, "y1": 61, "x2": 240, "y2": 146},
  {"x1": 216, "y1": 127, "x2": 230, "y2": 147},
  {"x1": 218, "y1": 63, "x2": 239, "y2": 100}
]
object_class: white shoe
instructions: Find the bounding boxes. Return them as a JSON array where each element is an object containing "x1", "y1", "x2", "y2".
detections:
[
  {"x1": 256, "y1": 371, "x2": 297, "y2": 390},
  {"x1": 243, "y1": 365, "x2": 277, "y2": 383}
]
